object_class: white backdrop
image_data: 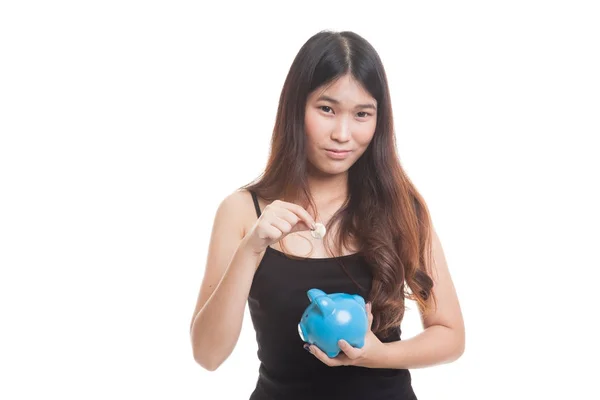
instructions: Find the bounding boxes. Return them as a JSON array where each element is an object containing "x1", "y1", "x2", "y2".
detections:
[{"x1": 1, "y1": 1, "x2": 599, "y2": 399}]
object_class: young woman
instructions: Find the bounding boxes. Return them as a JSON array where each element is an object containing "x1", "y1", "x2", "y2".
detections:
[{"x1": 190, "y1": 30, "x2": 465, "y2": 400}]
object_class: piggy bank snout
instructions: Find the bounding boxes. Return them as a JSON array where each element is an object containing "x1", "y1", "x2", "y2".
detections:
[{"x1": 298, "y1": 322, "x2": 307, "y2": 342}]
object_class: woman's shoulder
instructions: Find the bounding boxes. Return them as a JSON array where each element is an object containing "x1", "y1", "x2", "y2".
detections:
[
  {"x1": 214, "y1": 188, "x2": 257, "y2": 236},
  {"x1": 219, "y1": 188, "x2": 253, "y2": 207}
]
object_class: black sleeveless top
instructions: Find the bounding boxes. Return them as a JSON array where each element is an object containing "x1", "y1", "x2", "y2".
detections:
[{"x1": 247, "y1": 191, "x2": 417, "y2": 400}]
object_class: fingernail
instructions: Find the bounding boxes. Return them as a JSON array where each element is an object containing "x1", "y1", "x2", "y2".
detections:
[{"x1": 303, "y1": 344, "x2": 311, "y2": 353}]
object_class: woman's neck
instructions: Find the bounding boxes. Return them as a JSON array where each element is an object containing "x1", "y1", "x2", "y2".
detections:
[
  {"x1": 306, "y1": 172, "x2": 348, "y2": 205},
  {"x1": 303, "y1": 174, "x2": 349, "y2": 221}
]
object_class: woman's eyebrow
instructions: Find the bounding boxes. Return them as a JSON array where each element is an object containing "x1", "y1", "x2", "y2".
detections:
[{"x1": 316, "y1": 95, "x2": 377, "y2": 110}]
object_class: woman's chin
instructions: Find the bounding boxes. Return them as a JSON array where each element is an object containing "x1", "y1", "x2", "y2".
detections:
[
  {"x1": 315, "y1": 165, "x2": 349, "y2": 177},
  {"x1": 307, "y1": 158, "x2": 352, "y2": 176}
]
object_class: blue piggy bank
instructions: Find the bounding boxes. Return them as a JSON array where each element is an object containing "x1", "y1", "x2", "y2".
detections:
[{"x1": 297, "y1": 288, "x2": 368, "y2": 358}]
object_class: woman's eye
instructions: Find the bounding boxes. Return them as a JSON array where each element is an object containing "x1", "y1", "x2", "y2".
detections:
[{"x1": 319, "y1": 107, "x2": 371, "y2": 118}]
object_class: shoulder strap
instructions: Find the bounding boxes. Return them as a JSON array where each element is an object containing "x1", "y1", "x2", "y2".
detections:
[{"x1": 250, "y1": 190, "x2": 262, "y2": 218}]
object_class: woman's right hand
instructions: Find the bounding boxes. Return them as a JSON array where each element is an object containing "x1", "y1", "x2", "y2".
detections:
[{"x1": 242, "y1": 200, "x2": 317, "y2": 255}]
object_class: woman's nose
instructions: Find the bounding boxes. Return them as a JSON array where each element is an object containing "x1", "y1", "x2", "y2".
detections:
[{"x1": 331, "y1": 118, "x2": 351, "y2": 141}]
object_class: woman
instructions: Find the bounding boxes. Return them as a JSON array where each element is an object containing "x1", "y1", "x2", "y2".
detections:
[{"x1": 190, "y1": 30, "x2": 465, "y2": 399}]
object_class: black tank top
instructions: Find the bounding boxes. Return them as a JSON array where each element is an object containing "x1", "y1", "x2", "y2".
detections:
[{"x1": 247, "y1": 191, "x2": 417, "y2": 400}]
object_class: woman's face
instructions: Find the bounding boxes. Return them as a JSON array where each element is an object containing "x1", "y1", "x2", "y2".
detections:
[{"x1": 304, "y1": 74, "x2": 377, "y2": 176}]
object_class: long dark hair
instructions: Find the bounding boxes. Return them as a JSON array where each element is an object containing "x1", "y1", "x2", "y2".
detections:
[{"x1": 241, "y1": 30, "x2": 435, "y2": 336}]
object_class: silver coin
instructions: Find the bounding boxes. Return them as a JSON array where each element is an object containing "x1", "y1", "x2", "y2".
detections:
[{"x1": 310, "y1": 222, "x2": 326, "y2": 239}]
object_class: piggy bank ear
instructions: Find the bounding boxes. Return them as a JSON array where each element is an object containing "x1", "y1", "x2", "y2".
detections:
[
  {"x1": 307, "y1": 288, "x2": 326, "y2": 302},
  {"x1": 352, "y1": 294, "x2": 366, "y2": 308},
  {"x1": 314, "y1": 296, "x2": 335, "y2": 316},
  {"x1": 307, "y1": 289, "x2": 334, "y2": 316}
]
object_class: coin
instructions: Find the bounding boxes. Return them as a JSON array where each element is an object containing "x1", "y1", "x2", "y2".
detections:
[{"x1": 310, "y1": 222, "x2": 326, "y2": 239}]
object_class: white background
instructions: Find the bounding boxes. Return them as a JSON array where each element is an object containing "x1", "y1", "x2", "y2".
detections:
[{"x1": 1, "y1": 1, "x2": 599, "y2": 399}]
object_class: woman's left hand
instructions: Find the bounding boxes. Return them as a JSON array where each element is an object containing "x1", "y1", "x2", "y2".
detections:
[{"x1": 305, "y1": 302, "x2": 386, "y2": 368}]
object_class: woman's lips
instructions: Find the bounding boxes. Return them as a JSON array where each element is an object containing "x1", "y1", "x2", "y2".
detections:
[{"x1": 325, "y1": 149, "x2": 352, "y2": 159}]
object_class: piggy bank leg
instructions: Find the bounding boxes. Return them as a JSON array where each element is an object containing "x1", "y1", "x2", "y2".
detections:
[
  {"x1": 325, "y1": 347, "x2": 340, "y2": 358},
  {"x1": 352, "y1": 337, "x2": 365, "y2": 349}
]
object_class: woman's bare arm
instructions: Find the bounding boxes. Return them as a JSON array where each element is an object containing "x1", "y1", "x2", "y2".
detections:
[
  {"x1": 190, "y1": 190, "x2": 316, "y2": 371},
  {"x1": 374, "y1": 225, "x2": 465, "y2": 369},
  {"x1": 189, "y1": 190, "x2": 263, "y2": 371}
]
